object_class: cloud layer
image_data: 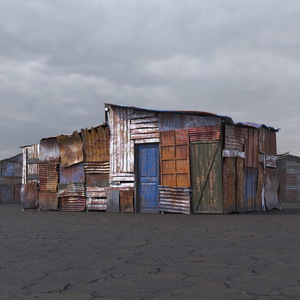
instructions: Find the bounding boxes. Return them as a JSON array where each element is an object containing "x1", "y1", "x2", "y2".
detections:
[{"x1": 1, "y1": 0, "x2": 300, "y2": 159}]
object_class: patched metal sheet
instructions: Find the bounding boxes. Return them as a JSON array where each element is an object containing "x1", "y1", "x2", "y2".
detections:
[
  {"x1": 120, "y1": 189, "x2": 134, "y2": 213},
  {"x1": 84, "y1": 162, "x2": 110, "y2": 174},
  {"x1": 244, "y1": 167, "x2": 258, "y2": 212},
  {"x1": 224, "y1": 124, "x2": 246, "y2": 152},
  {"x1": 39, "y1": 192, "x2": 58, "y2": 211},
  {"x1": 21, "y1": 182, "x2": 38, "y2": 209},
  {"x1": 59, "y1": 196, "x2": 86, "y2": 212},
  {"x1": 223, "y1": 157, "x2": 237, "y2": 214},
  {"x1": 39, "y1": 163, "x2": 59, "y2": 192},
  {"x1": 60, "y1": 163, "x2": 85, "y2": 184},
  {"x1": 82, "y1": 125, "x2": 110, "y2": 162},
  {"x1": 86, "y1": 173, "x2": 109, "y2": 187},
  {"x1": 57, "y1": 131, "x2": 83, "y2": 167},
  {"x1": 39, "y1": 137, "x2": 60, "y2": 162},
  {"x1": 106, "y1": 189, "x2": 120, "y2": 212},
  {"x1": 158, "y1": 185, "x2": 191, "y2": 214},
  {"x1": 244, "y1": 127, "x2": 259, "y2": 168},
  {"x1": 259, "y1": 127, "x2": 277, "y2": 155},
  {"x1": 58, "y1": 183, "x2": 85, "y2": 197},
  {"x1": 159, "y1": 112, "x2": 222, "y2": 131},
  {"x1": 86, "y1": 187, "x2": 107, "y2": 211},
  {"x1": 265, "y1": 168, "x2": 281, "y2": 210},
  {"x1": 189, "y1": 125, "x2": 221, "y2": 142}
]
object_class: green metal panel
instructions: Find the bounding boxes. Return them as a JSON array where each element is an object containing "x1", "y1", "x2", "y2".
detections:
[{"x1": 190, "y1": 142, "x2": 223, "y2": 213}]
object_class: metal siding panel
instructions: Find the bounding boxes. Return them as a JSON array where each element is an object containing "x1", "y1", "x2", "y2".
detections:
[
  {"x1": 57, "y1": 131, "x2": 84, "y2": 167},
  {"x1": 244, "y1": 168, "x2": 258, "y2": 212},
  {"x1": 189, "y1": 125, "x2": 221, "y2": 142},
  {"x1": 120, "y1": 189, "x2": 134, "y2": 213},
  {"x1": 158, "y1": 185, "x2": 191, "y2": 214},
  {"x1": 191, "y1": 142, "x2": 223, "y2": 213},
  {"x1": 38, "y1": 163, "x2": 59, "y2": 192},
  {"x1": 137, "y1": 143, "x2": 159, "y2": 213},
  {"x1": 265, "y1": 168, "x2": 281, "y2": 210},
  {"x1": 39, "y1": 138, "x2": 60, "y2": 162},
  {"x1": 236, "y1": 157, "x2": 245, "y2": 212},
  {"x1": 106, "y1": 189, "x2": 120, "y2": 212},
  {"x1": 159, "y1": 113, "x2": 222, "y2": 131},
  {"x1": 224, "y1": 124, "x2": 246, "y2": 151},
  {"x1": 21, "y1": 182, "x2": 38, "y2": 209},
  {"x1": 59, "y1": 196, "x2": 86, "y2": 212},
  {"x1": 60, "y1": 163, "x2": 85, "y2": 184},
  {"x1": 255, "y1": 163, "x2": 264, "y2": 212},
  {"x1": 86, "y1": 173, "x2": 109, "y2": 187},
  {"x1": 245, "y1": 128, "x2": 259, "y2": 168},
  {"x1": 39, "y1": 192, "x2": 58, "y2": 210},
  {"x1": 223, "y1": 157, "x2": 237, "y2": 214}
]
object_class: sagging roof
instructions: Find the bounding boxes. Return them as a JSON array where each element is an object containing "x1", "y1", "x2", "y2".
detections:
[{"x1": 104, "y1": 103, "x2": 279, "y2": 131}]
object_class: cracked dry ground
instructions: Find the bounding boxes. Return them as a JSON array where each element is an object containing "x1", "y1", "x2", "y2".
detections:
[{"x1": 1, "y1": 204, "x2": 300, "y2": 300}]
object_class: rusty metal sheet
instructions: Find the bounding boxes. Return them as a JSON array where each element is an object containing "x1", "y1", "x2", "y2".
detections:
[
  {"x1": 255, "y1": 163, "x2": 264, "y2": 212},
  {"x1": 244, "y1": 127, "x2": 259, "y2": 168},
  {"x1": 259, "y1": 128, "x2": 277, "y2": 155},
  {"x1": 190, "y1": 141, "x2": 223, "y2": 213},
  {"x1": 84, "y1": 162, "x2": 110, "y2": 174},
  {"x1": 224, "y1": 124, "x2": 246, "y2": 151},
  {"x1": 38, "y1": 163, "x2": 58, "y2": 192},
  {"x1": 82, "y1": 125, "x2": 110, "y2": 162},
  {"x1": 244, "y1": 168, "x2": 258, "y2": 212},
  {"x1": 223, "y1": 157, "x2": 237, "y2": 214},
  {"x1": 86, "y1": 187, "x2": 107, "y2": 198},
  {"x1": 58, "y1": 183, "x2": 85, "y2": 197},
  {"x1": 57, "y1": 131, "x2": 83, "y2": 167},
  {"x1": 130, "y1": 115, "x2": 159, "y2": 142},
  {"x1": 21, "y1": 182, "x2": 38, "y2": 209},
  {"x1": 158, "y1": 185, "x2": 191, "y2": 214},
  {"x1": 159, "y1": 112, "x2": 222, "y2": 131},
  {"x1": 189, "y1": 125, "x2": 221, "y2": 142},
  {"x1": 265, "y1": 168, "x2": 281, "y2": 210},
  {"x1": 60, "y1": 162, "x2": 85, "y2": 184},
  {"x1": 59, "y1": 196, "x2": 86, "y2": 211},
  {"x1": 39, "y1": 137, "x2": 60, "y2": 162},
  {"x1": 120, "y1": 189, "x2": 134, "y2": 213},
  {"x1": 236, "y1": 157, "x2": 245, "y2": 213},
  {"x1": 86, "y1": 173, "x2": 109, "y2": 188},
  {"x1": 160, "y1": 129, "x2": 190, "y2": 187},
  {"x1": 39, "y1": 192, "x2": 58, "y2": 210}
]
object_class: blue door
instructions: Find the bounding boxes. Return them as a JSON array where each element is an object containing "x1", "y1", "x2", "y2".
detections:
[{"x1": 137, "y1": 143, "x2": 159, "y2": 213}]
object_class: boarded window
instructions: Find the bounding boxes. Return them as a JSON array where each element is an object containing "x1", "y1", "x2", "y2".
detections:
[{"x1": 160, "y1": 129, "x2": 190, "y2": 187}]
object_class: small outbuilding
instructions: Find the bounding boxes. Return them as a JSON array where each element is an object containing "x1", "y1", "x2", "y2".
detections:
[
  {"x1": 277, "y1": 153, "x2": 300, "y2": 202},
  {"x1": 105, "y1": 103, "x2": 280, "y2": 214}
]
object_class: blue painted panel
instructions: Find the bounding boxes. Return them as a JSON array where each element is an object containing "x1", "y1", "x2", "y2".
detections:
[
  {"x1": 60, "y1": 162, "x2": 85, "y2": 184},
  {"x1": 137, "y1": 143, "x2": 159, "y2": 213},
  {"x1": 244, "y1": 168, "x2": 258, "y2": 212}
]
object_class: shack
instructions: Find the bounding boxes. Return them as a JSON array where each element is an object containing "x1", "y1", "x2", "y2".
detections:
[
  {"x1": 277, "y1": 153, "x2": 300, "y2": 202},
  {"x1": 105, "y1": 103, "x2": 280, "y2": 214},
  {"x1": 0, "y1": 153, "x2": 22, "y2": 204}
]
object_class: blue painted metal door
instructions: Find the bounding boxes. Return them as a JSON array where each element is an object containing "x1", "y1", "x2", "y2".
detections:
[{"x1": 137, "y1": 143, "x2": 159, "y2": 213}]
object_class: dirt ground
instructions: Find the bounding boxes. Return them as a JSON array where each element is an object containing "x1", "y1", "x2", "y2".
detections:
[{"x1": 1, "y1": 203, "x2": 300, "y2": 300}]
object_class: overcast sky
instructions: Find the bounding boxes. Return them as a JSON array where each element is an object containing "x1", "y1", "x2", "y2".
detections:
[{"x1": 1, "y1": 0, "x2": 299, "y2": 160}]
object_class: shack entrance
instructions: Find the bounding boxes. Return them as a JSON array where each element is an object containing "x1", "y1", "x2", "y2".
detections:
[
  {"x1": 136, "y1": 143, "x2": 159, "y2": 213},
  {"x1": 190, "y1": 141, "x2": 223, "y2": 213}
]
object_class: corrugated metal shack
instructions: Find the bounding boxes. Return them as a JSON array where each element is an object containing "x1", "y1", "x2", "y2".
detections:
[
  {"x1": 277, "y1": 154, "x2": 300, "y2": 202},
  {"x1": 0, "y1": 153, "x2": 22, "y2": 204},
  {"x1": 105, "y1": 103, "x2": 280, "y2": 214},
  {"x1": 20, "y1": 125, "x2": 110, "y2": 212}
]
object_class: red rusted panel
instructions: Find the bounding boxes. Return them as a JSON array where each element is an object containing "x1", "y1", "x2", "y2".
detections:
[
  {"x1": 57, "y1": 131, "x2": 83, "y2": 167},
  {"x1": 84, "y1": 162, "x2": 110, "y2": 174},
  {"x1": 223, "y1": 157, "x2": 237, "y2": 214},
  {"x1": 120, "y1": 189, "x2": 134, "y2": 213},
  {"x1": 86, "y1": 173, "x2": 109, "y2": 187},
  {"x1": 160, "y1": 129, "x2": 190, "y2": 187},
  {"x1": 21, "y1": 182, "x2": 38, "y2": 209},
  {"x1": 38, "y1": 163, "x2": 59, "y2": 192},
  {"x1": 39, "y1": 192, "x2": 58, "y2": 210},
  {"x1": 244, "y1": 127, "x2": 259, "y2": 168},
  {"x1": 189, "y1": 125, "x2": 221, "y2": 142},
  {"x1": 224, "y1": 124, "x2": 246, "y2": 151},
  {"x1": 82, "y1": 125, "x2": 110, "y2": 162},
  {"x1": 59, "y1": 196, "x2": 86, "y2": 212},
  {"x1": 58, "y1": 183, "x2": 85, "y2": 197}
]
